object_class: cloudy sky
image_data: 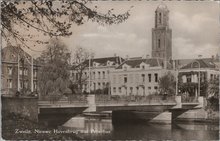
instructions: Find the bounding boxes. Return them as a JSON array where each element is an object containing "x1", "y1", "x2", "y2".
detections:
[{"x1": 5, "y1": 1, "x2": 219, "y2": 60}]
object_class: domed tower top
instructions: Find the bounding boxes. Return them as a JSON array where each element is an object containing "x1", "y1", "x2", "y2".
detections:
[{"x1": 155, "y1": 3, "x2": 169, "y2": 28}]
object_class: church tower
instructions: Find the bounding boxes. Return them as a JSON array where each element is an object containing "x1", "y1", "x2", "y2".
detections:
[{"x1": 152, "y1": 4, "x2": 172, "y2": 67}]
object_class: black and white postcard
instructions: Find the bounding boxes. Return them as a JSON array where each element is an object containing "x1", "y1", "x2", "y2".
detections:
[{"x1": 1, "y1": 0, "x2": 219, "y2": 140}]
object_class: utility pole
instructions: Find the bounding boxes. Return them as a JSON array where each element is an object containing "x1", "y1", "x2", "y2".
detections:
[
  {"x1": 17, "y1": 55, "x2": 20, "y2": 91},
  {"x1": 88, "y1": 51, "x2": 91, "y2": 95},
  {"x1": 31, "y1": 56, "x2": 33, "y2": 92}
]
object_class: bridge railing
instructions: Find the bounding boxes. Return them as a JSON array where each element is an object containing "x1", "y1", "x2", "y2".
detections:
[
  {"x1": 181, "y1": 96, "x2": 199, "y2": 103},
  {"x1": 38, "y1": 94, "x2": 87, "y2": 105},
  {"x1": 95, "y1": 94, "x2": 176, "y2": 105}
]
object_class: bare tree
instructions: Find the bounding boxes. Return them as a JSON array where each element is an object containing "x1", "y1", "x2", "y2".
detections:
[
  {"x1": 69, "y1": 47, "x2": 93, "y2": 94},
  {"x1": 38, "y1": 38, "x2": 71, "y2": 98},
  {"x1": 1, "y1": 0, "x2": 132, "y2": 48}
]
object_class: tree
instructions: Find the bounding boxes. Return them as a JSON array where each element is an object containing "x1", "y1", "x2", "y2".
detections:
[
  {"x1": 207, "y1": 77, "x2": 219, "y2": 111},
  {"x1": 37, "y1": 38, "x2": 71, "y2": 97},
  {"x1": 158, "y1": 72, "x2": 176, "y2": 95},
  {"x1": 178, "y1": 71, "x2": 208, "y2": 97},
  {"x1": 69, "y1": 46, "x2": 92, "y2": 94},
  {"x1": 1, "y1": 0, "x2": 131, "y2": 48}
]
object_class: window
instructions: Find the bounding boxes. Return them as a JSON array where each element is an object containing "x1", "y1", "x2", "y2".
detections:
[
  {"x1": 98, "y1": 83, "x2": 101, "y2": 89},
  {"x1": 7, "y1": 67, "x2": 12, "y2": 75},
  {"x1": 123, "y1": 66, "x2": 127, "y2": 71},
  {"x1": 210, "y1": 74, "x2": 213, "y2": 81},
  {"x1": 159, "y1": 13, "x2": 162, "y2": 23},
  {"x1": 93, "y1": 72, "x2": 95, "y2": 79},
  {"x1": 130, "y1": 87, "x2": 133, "y2": 94},
  {"x1": 141, "y1": 74, "x2": 145, "y2": 82},
  {"x1": 7, "y1": 79, "x2": 12, "y2": 88},
  {"x1": 158, "y1": 39, "x2": 161, "y2": 48},
  {"x1": 113, "y1": 87, "x2": 116, "y2": 93},
  {"x1": 186, "y1": 75, "x2": 191, "y2": 83},
  {"x1": 142, "y1": 65, "x2": 145, "y2": 69},
  {"x1": 119, "y1": 87, "x2": 121, "y2": 93},
  {"x1": 148, "y1": 87, "x2": 151, "y2": 90},
  {"x1": 124, "y1": 75, "x2": 127, "y2": 83},
  {"x1": 103, "y1": 71, "x2": 105, "y2": 79},
  {"x1": 155, "y1": 73, "x2": 158, "y2": 82},
  {"x1": 148, "y1": 74, "x2": 151, "y2": 82},
  {"x1": 98, "y1": 71, "x2": 101, "y2": 79},
  {"x1": 93, "y1": 83, "x2": 96, "y2": 90},
  {"x1": 154, "y1": 86, "x2": 158, "y2": 90},
  {"x1": 102, "y1": 82, "x2": 105, "y2": 88}
]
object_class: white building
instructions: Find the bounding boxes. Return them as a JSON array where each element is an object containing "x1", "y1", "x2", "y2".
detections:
[
  {"x1": 110, "y1": 57, "x2": 169, "y2": 96},
  {"x1": 70, "y1": 56, "x2": 124, "y2": 93},
  {"x1": 178, "y1": 59, "x2": 219, "y2": 97}
]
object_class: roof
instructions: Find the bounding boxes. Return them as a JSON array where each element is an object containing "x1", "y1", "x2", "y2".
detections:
[
  {"x1": 173, "y1": 58, "x2": 219, "y2": 69},
  {"x1": 116, "y1": 58, "x2": 163, "y2": 69},
  {"x1": 71, "y1": 56, "x2": 124, "y2": 69},
  {"x1": 2, "y1": 46, "x2": 39, "y2": 65},
  {"x1": 180, "y1": 59, "x2": 218, "y2": 69},
  {"x1": 156, "y1": 3, "x2": 169, "y2": 11}
]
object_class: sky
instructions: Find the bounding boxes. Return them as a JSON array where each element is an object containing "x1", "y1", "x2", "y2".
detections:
[{"x1": 3, "y1": 1, "x2": 220, "y2": 60}]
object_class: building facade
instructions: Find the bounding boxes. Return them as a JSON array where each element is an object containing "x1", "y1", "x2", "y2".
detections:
[
  {"x1": 178, "y1": 59, "x2": 219, "y2": 97},
  {"x1": 70, "y1": 56, "x2": 124, "y2": 93},
  {"x1": 110, "y1": 58, "x2": 169, "y2": 95},
  {"x1": 1, "y1": 46, "x2": 39, "y2": 95}
]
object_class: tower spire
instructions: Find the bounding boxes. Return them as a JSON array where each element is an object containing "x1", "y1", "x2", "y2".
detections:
[{"x1": 151, "y1": 4, "x2": 172, "y2": 69}]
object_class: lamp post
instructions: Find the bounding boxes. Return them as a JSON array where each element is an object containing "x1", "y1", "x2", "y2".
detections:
[{"x1": 88, "y1": 52, "x2": 91, "y2": 95}]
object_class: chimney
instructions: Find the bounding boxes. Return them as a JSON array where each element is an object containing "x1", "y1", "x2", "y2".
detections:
[
  {"x1": 125, "y1": 55, "x2": 129, "y2": 60},
  {"x1": 146, "y1": 54, "x2": 150, "y2": 59},
  {"x1": 211, "y1": 55, "x2": 214, "y2": 61}
]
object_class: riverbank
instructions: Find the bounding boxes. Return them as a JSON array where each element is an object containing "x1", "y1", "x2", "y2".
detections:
[
  {"x1": 2, "y1": 113, "x2": 81, "y2": 140},
  {"x1": 176, "y1": 109, "x2": 219, "y2": 123}
]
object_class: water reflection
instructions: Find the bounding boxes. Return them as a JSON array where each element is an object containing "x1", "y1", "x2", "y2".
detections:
[{"x1": 61, "y1": 116, "x2": 219, "y2": 140}]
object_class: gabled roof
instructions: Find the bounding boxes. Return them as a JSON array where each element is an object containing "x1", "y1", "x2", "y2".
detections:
[
  {"x1": 71, "y1": 56, "x2": 124, "y2": 69},
  {"x1": 180, "y1": 59, "x2": 217, "y2": 69},
  {"x1": 2, "y1": 46, "x2": 39, "y2": 65},
  {"x1": 116, "y1": 58, "x2": 163, "y2": 69}
]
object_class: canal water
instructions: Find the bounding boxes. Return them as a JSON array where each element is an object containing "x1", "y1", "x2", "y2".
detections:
[{"x1": 57, "y1": 116, "x2": 219, "y2": 140}]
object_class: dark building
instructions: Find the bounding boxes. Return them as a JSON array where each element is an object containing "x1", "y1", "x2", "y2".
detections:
[{"x1": 1, "y1": 46, "x2": 40, "y2": 95}]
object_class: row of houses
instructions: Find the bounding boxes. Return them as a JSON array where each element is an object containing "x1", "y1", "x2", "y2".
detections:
[{"x1": 70, "y1": 55, "x2": 219, "y2": 96}]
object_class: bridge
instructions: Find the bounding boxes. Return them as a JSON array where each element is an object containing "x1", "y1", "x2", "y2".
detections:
[{"x1": 38, "y1": 94, "x2": 204, "y2": 125}]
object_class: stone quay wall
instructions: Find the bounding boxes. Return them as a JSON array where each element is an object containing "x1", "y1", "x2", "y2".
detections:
[{"x1": 2, "y1": 96, "x2": 38, "y2": 121}]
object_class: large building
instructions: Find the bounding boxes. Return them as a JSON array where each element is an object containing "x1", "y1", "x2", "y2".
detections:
[
  {"x1": 110, "y1": 57, "x2": 168, "y2": 95},
  {"x1": 178, "y1": 59, "x2": 219, "y2": 97},
  {"x1": 70, "y1": 56, "x2": 124, "y2": 93},
  {"x1": 1, "y1": 46, "x2": 39, "y2": 95}
]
